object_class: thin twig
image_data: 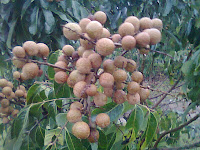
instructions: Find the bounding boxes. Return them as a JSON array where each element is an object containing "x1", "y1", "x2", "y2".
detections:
[{"x1": 149, "y1": 49, "x2": 174, "y2": 59}]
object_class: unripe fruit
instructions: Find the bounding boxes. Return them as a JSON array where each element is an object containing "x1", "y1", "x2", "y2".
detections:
[
  {"x1": 15, "y1": 90, "x2": 24, "y2": 97},
  {"x1": 12, "y1": 57, "x2": 26, "y2": 68},
  {"x1": 99, "y1": 73, "x2": 114, "y2": 88},
  {"x1": 54, "y1": 61, "x2": 68, "y2": 72},
  {"x1": 115, "y1": 82, "x2": 125, "y2": 90},
  {"x1": 135, "y1": 32, "x2": 150, "y2": 47},
  {"x1": 118, "y1": 22, "x2": 135, "y2": 37},
  {"x1": 54, "y1": 71, "x2": 68, "y2": 84},
  {"x1": 17, "y1": 85, "x2": 26, "y2": 92},
  {"x1": 103, "y1": 59, "x2": 116, "y2": 74},
  {"x1": 72, "y1": 122, "x2": 90, "y2": 139},
  {"x1": 125, "y1": 16, "x2": 140, "y2": 32},
  {"x1": 73, "y1": 81, "x2": 87, "y2": 98},
  {"x1": 67, "y1": 109, "x2": 82, "y2": 123},
  {"x1": 37, "y1": 43, "x2": 49, "y2": 57},
  {"x1": 2, "y1": 87, "x2": 12, "y2": 96},
  {"x1": 127, "y1": 81, "x2": 140, "y2": 94},
  {"x1": 67, "y1": 70, "x2": 86, "y2": 87},
  {"x1": 121, "y1": 35, "x2": 136, "y2": 50},
  {"x1": 79, "y1": 18, "x2": 91, "y2": 33},
  {"x1": 80, "y1": 33, "x2": 95, "y2": 49},
  {"x1": 70, "y1": 101, "x2": 83, "y2": 110},
  {"x1": 101, "y1": 28, "x2": 110, "y2": 38},
  {"x1": 139, "y1": 17, "x2": 153, "y2": 30},
  {"x1": 1, "y1": 99, "x2": 10, "y2": 108},
  {"x1": 76, "y1": 58, "x2": 92, "y2": 74},
  {"x1": 113, "y1": 69, "x2": 127, "y2": 82},
  {"x1": 77, "y1": 46, "x2": 85, "y2": 57},
  {"x1": 13, "y1": 71, "x2": 21, "y2": 80},
  {"x1": 152, "y1": 18, "x2": 163, "y2": 31},
  {"x1": 125, "y1": 59, "x2": 137, "y2": 72},
  {"x1": 2, "y1": 117, "x2": 9, "y2": 124},
  {"x1": 62, "y1": 45, "x2": 75, "y2": 56},
  {"x1": 0, "y1": 79, "x2": 8, "y2": 87},
  {"x1": 144, "y1": 28, "x2": 161, "y2": 45},
  {"x1": 86, "y1": 21, "x2": 103, "y2": 39},
  {"x1": 114, "y1": 56, "x2": 127, "y2": 68},
  {"x1": 82, "y1": 50, "x2": 95, "y2": 58},
  {"x1": 113, "y1": 90, "x2": 127, "y2": 104},
  {"x1": 63, "y1": 23, "x2": 82, "y2": 40},
  {"x1": 95, "y1": 38, "x2": 115, "y2": 56},
  {"x1": 7, "y1": 82, "x2": 13, "y2": 88},
  {"x1": 127, "y1": 93, "x2": 140, "y2": 105},
  {"x1": 93, "y1": 92, "x2": 107, "y2": 107},
  {"x1": 12, "y1": 46, "x2": 26, "y2": 58},
  {"x1": 111, "y1": 34, "x2": 121, "y2": 43},
  {"x1": 12, "y1": 109, "x2": 19, "y2": 118},
  {"x1": 86, "y1": 84, "x2": 97, "y2": 96},
  {"x1": 131, "y1": 71, "x2": 143, "y2": 83},
  {"x1": 23, "y1": 41, "x2": 39, "y2": 56},
  {"x1": 22, "y1": 63, "x2": 39, "y2": 79},
  {"x1": 96, "y1": 113, "x2": 110, "y2": 128},
  {"x1": 88, "y1": 53, "x2": 102, "y2": 69},
  {"x1": 94, "y1": 11, "x2": 107, "y2": 24},
  {"x1": 88, "y1": 129, "x2": 99, "y2": 143},
  {"x1": 139, "y1": 88, "x2": 150, "y2": 102},
  {"x1": 6, "y1": 92, "x2": 15, "y2": 100},
  {"x1": 103, "y1": 88, "x2": 113, "y2": 97}
]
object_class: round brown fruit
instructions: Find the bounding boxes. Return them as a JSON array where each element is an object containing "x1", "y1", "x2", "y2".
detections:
[
  {"x1": 88, "y1": 129, "x2": 99, "y2": 143},
  {"x1": 139, "y1": 88, "x2": 150, "y2": 102},
  {"x1": 152, "y1": 18, "x2": 163, "y2": 31},
  {"x1": 79, "y1": 18, "x2": 91, "y2": 33},
  {"x1": 15, "y1": 89, "x2": 24, "y2": 97},
  {"x1": 115, "y1": 82, "x2": 125, "y2": 90},
  {"x1": 70, "y1": 101, "x2": 83, "y2": 110},
  {"x1": 125, "y1": 59, "x2": 137, "y2": 72},
  {"x1": 93, "y1": 92, "x2": 107, "y2": 107},
  {"x1": 111, "y1": 34, "x2": 121, "y2": 43},
  {"x1": 54, "y1": 61, "x2": 68, "y2": 73},
  {"x1": 139, "y1": 17, "x2": 153, "y2": 30},
  {"x1": 12, "y1": 57, "x2": 26, "y2": 68},
  {"x1": 127, "y1": 93, "x2": 140, "y2": 105},
  {"x1": 135, "y1": 32, "x2": 150, "y2": 47},
  {"x1": 2, "y1": 117, "x2": 9, "y2": 124},
  {"x1": 95, "y1": 38, "x2": 115, "y2": 56},
  {"x1": 96, "y1": 113, "x2": 110, "y2": 128},
  {"x1": 114, "y1": 56, "x2": 127, "y2": 68},
  {"x1": 67, "y1": 70, "x2": 86, "y2": 87},
  {"x1": 86, "y1": 84, "x2": 97, "y2": 96},
  {"x1": 113, "y1": 90, "x2": 127, "y2": 104},
  {"x1": 62, "y1": 45, "x2": 75, "y2": 57},
  {"x1": 0, "y1": 92, "x2": 5, "y2": 99},
  {"x1": 73, "y1": 81, "x2": 87, "y2": 98},
  {"x1": 12, "y1": 109, "x2": 19, "y2": 118},
  {"x1": 63, "y1": 23, "x2": 82, "y2": 40},
  {"x1": 139, "y1": 45, "x2": 150, "y2": 55},
  {"x1": 7, "y1": 82, "x2": 13, "y2": 89},
  {"x1": 144, "y1": 28, "x2": 161, "y2": 45},
  {"x1": 80, "y1": 33, "x2": 95, "y2": 49},
  {"x1": 72, "y1": 51, "x2": 80, "y2": 61},
  {"x1": 100, "y1": 28, "x2": 110, "y2": 38},
  {"x1": 86, "y1": 21, "x2": 103, "y2": 39},
  {"x1": 72, "y1": 121, "x2": 90, "y2": 139},
  {"x1": 37, "y1": 69, "x2": 43, "y2": 77},
  {"x1": 131, "y1": 71, "x2": 143, "y2": 83},
  {"x1": 13, "y1": 71, "x2": 21, "y2": 80},
  {"x1": 121, "y1": 35, "x2": 136, "y2": 50},
  {"x1": 20, "y1": 73, "x2": 28, "y2": 81},
  {"x1": 125, "y1": 16, "x2": 140, "y2": 32},
  {"x1": 118, "y1": 22, "x2": 135, "y2": 37},
  {"x1": 57, "y1": 55, "x2": 68, "y2": 64},
  {"x1": 6, "y1": 92, "x2": 15, "y2": 100},
  {"x1": 113, "y1": 69, "x2": 127, "y2": 82},
  {"x1": 88, "y1": 53, "x2": 102, "y2": 69},
  {"x1": 82, "y1": 50, "x2": 95, "y2": 58},
  {"x1": 103, "y1": 59, "x2": 116, "y2": 74},
  {"x1": 54, "y1": 71, "x2": 68, "y2": 84},
  {"x1": 67, "y1": 109, "x2": 82, "y2": 123},
  {"x1": 23, "y1": 41, "x2": 39, "y2": 56},
  {"x1": 0, "y1": 79, "x2": 8, "y2": 87},
  {"x1": 37, "y1": 43, "x2": 49, "y2": 57},
  {"x1": 12, "y1": 46, "x2": 26, "y2": 58},
  {"x1": 94, "y1": 11, "x2": 107, "y2": 24},
  {"x1": 99, "y1": 73, "x2": 114, "y2": 88},
  {"x1": 77, "y1": 46, "x2": 85, "y2": 57},
  {"x1": 1, "y1": 99, "x2": 10, "y2": 108},
  {"x1": 103, "y1": 88, "x2": 113, "y2": 97},
  {"x1": 127, "y1": 81, "x2": 140, "y2": 94},
  {"x1": 76, "y1": 58, "x2": 92, "y2": 74},
  {"x1": 17, "y1": 85, "x2": 26, "y2": 92},
  {"x1": 2, "y1": 87, "x2": 12, "y2": 96},
  {"x1": 22, "y1": 63, "x2": 39, "y2": 79}
]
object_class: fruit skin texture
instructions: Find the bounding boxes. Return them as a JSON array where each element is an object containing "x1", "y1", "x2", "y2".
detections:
[
  {"x1": 101, "y1": 28, "x2": 110, "y2": 38},
  {"x1": 127, "y1": 93, "x2": 140, "y2": 105},
  {"x1": 12, "y1": 109, "x2": 19, "y2": 118},
  {"x1": 139, "y1": 88, "x2": 150, "y2": 102},
  {"x1": 111, "y1": 34, "x2": 121, "y2": 43},
  {"x1": 54, "y1": 71, "x2": 68, "y2": 84},
  {"x1": 86, "y1": 21, "x2": 103, "y2": 39},
  {"x1": 12, "y1": 46, "x2": 26, "y2": 58},
  {"x1": 12, "y1": 57, "x2": 26, "y2": 68},
  {"x1": 93, "y1": 92, "x2": 107, "y2": 107},
  {"x1": 103, "y1": 59, "x2": 116, "y2": 74},
  {"x1": 13, "y1": 71, "x2": 21, "y2": 80},
  {"x1": 125, "y1": 59, "x2": 137, "y2": 72},
  {"x1": 54, "y1": 61, "x2": 68, "y2": 72},
  {"x1": 62, "y1": 45, "x2": 75, "y2": 56},
  {"x1": 88, "y1": 53, "x2": 102, "y2": 69},
  {"x1": 86, "y1": 84, "x2": 97, "y2": 96},
  {"x1": 0, "y1": 79, "x2": 8, "y2": 87},
  {"x1": 70, "y1": 102, "x2": 83, "y2": 110},
  {"x1": 67, "y1": 70, "x2": 86, "y2": 87},
  {"x1": 103, "y1": 88, "x2": 113, "y2": 97},
  {"x1": 118, "y1": 22, "x2": 135, "y2": 37},
  {"x1": 2, "y1": 117, "x2": 9, "y2": 124},
  {"x1": 37, "y1": 43, "x2": 49, "y2": 57},
  {"x1": 1, "y1": 99, "x2": 10, "y2": 108},
  {"x1": 73, "y1": 81, "x2": 87, "y2": 98},
  {"x1": 131, "y1": 71, "x2": 143, "y2": 83},
  {"x1": 2, "y1": 87, "x2": 12, "y2": 96},
  {"x1": 144, "y1": 28, "x2": 161, "y2": 45},
  {"x1": 23, "y1": 41, "x2": 39, "y2": 56},
  {"x1": 139, "y1": 17, "x2": 153, "y2": 30},
  {"x1": 88, "y1": 129, "x2": 99, "y2": 143},
  {"x1": 127, "y1": 81, "x2": 140, "y2": 94},
  {"x1": 95, "y1": 38, "x2": 115, "y2": 56},
  {"x1": 82, "y1": 50, "x2": 95, "y2": 58},
  {"x1": 63, "y1": 23, "x2": 82, "y2": 40},
  {"x1": 80, "y1": 33, "x2": 95, "y2": 49},
  {"x1": 99, "y1": 73, "x2": 114, "y2": 88},
  {"x1": 121, "y1": 35, "x2": 136, "y2": 50},
  {"x1": 96, "y1": 113, "x2": 110, "y2": 128},
  {"x1": 152, "y1": 18, "x2": 163, "y2": 31},
  {"x1": 15, "y1": 90, "x2": 24, "y2": 97},
  {"x1": 22, "y1": 63, "x2": 39, "y2": 79},
  {"x1": 79, "y1": 18, "x2": 91, "y2": 33},
  {"x1": 135, "y1": 32, "x2": 150, "y2": 47},
  {"x1": 113, "y1": 90, "x2": 127, "y2": 104},
  {"x1": 94, "y1": 11, "x2": 107, "y2": 24},
  {"x1": 113, "y1": 69, "x2": 127, "y2": 82},
  {"x1": 114, "y1": 56, "x2": 127, "y2": 68},
  {"x1": 67, "y1": 109, "x2": 82, "y2": 123},
  {"x1": 76, "y1": 58, "x2": 92, "y2": 74},
  {"x1": 72, "y1": 121, "x2": 90, "y2": 139},
  {"x1": 125, "y1": 16, "x2": 140, "y2": 32}
]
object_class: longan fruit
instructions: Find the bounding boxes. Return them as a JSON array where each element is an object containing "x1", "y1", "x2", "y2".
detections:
[
  {"x1": 103, "y1": 88, "x2": 113, "y2": 97},
  {"x1": 139, "y1": 88, "x2": 150, "y2": 102},
  {"x1": 113, "y1": 69, "x2": 127, "y2": 82},
  {"x1": 88, "y1": 53, "x2": 102, "y2": 69},
  {"x1": 12, "y1": 109, "x2": 19, "y2": 118},
  {"x1": 7, "y1": 106, "x2": 14, "y2": 115},
  {"x1": 17, "y1": 85, "x2": 26, "y2": 92},
  {"x1": 144, "y1": 28, "x2": 161, "y2": 45},
  {"x1": 54, "y1": 71, "x2": 68, "y2": 84},
  {"x1": 1, "y1": 99, "x2": 10, "y2": 108},
  {"x1": 139, "y1": 17, "x2": 153, "y2": 30},
  {"x1": 125, "y1": 59, "x2": 137, "y2": 72},
  {"x1": 12, "y1": 46, "x2": 26, "y2": 58},
  {"x1": 67, "y1": 70, "x2": 86, "y2": 87},
  {"x1": 139, "y1": 45, "x2": 150, "y2": 55},
  {"x1": 54, "y1": 61, "x2": 68, "y2": 73},
  {"x1": 37, "y1": 43, "x2": 50, "y2": 57},
  {"x1": 115, "y1": 82, "x2": 125, "y2": 90},
  {"x1": 70, "y1": 101, "x2": 83, "y2": 110},
  {"x1": 94, "y1": 11, "x2": 107, "y2": 24},
  {"x1": 100, "y1": 28, "x2": 110, "y2": 38},
  {"x1": 127, "y1": 81, "x2": 140, "y2": 94},
  {"x1": 77, "y1": 46, "x2": 85, "y2": 57},
  {"x1": 12, "y1": 57, "x2": 26, "y2": 68},
  {"x1": 15, "y1": 89, "x2": 24, "y2": 97},
  {"x1": 96, "y1": 113, "x2": 110, "y2": 128},
  {"x1": 23, "y1": 41, "x2": 39, "y2": 56},
  {"x1": 13, "y1": 71, "x2": 21, "y2": 80},
  {"x1": 0, "y1": 79, "x2": 8, "y2": 87},
  {"x1": 73, "y1": 81, "x2": 87, "y2": 98},
  {"x1": 87, "y1": 14, "x2": 95, "y2": 21},
  {"x1": 76, "y1": 58, "x2": 92, "y2": 74},
  {"x1": 67, "y1": 109, "x2": 82, "y2": 123},
  {"x1": 86, "y1": 84, "x2": 97, "y2": 96},
  {"x1": 20, "y1": 73, "x2": 29, "y2": 81},
  {"x1": 2, "y1": 87, "x2": 12, "y2": 96},
  {"x1": 121, "y1": 35, "x2": 136, "y2": 50},
  {"x1": 62, "y1": 45, "x2": 75, "y2": 56},
  {"x1": 82, "y1": 50, "x2": 95, "y2": 58},
  {"x1": 113, "y1": 90, "x2": 127, "y2": 104},
  {"x1": 79, "y1": 18, "x2": 91, "y2": 33},
  {"x1": 86, "y1": 21, "x2": 103, "y2": 39},
  {"x1": 88, "y1": 129, "x2": 99, "y2": 143},
  {"x1": 95, "y1": 38, "x2": 115, "y2": 56},
  {"x1": 0, "y1": 107, "x2": 9, "y2": 114},
  {"x1": 99, "y1": 73, "x2": 114, "y2": 88},
  {"x1": 114, "y1": 56, "x2": 127, "y2": 69},
  {"x1": 135, "y1": 32, "x2": 150, "y2": 47},
  {"x1": 103, "y1": 59, "x2": 116, "y2": 74},
  {"x1": 72, "y1": 51, "x2": 80, "y2": 61},
  {"x1": 152, "y1": 18, "x2": 163, "y2": 31},
  {"x1": 80, "y1": 33, "x2": 95, "y2": 49},
  {"x1": 131, "y1": 71, "x2": 143, "y2": 83},
  {"x1": 127, "y1": 93, "x2": 140, "y2": 105},
  {"x1": 72, "y1": 121, "x2": 90, "y2": 139},
  {"x1": 63, "y1": 23, "x2": 82, "y2": 40},
  {"x1": 125, "y1": 16, "x2": 140, "y2": 32},
  {"x1": 93, "y1": 92, "x2": 107, "y2": 107},
  {"x1": 0, "y1": 92, "x2": 5, "y2": 99},
  {"x1": 7, "y1": 82, "x2": 13, "y2": 88},
  {"x1": 2, "y1": 117, "x2": 9, "y2": 124},
  {"x1": 6, "y1": 92, "x2": 15, "y2": 100},
  {"x1": 118, "y1": 22, "x2": 135, "y2": 37},
  {"x1": 111, "y1": 34, "x2": 121, "y2": 43},
  {"x1": 37, "y1": 69, "x2": 43, "y2": 77},
  {"x1": 22, "y1": 63, "x2": 39, "y2": 79}
]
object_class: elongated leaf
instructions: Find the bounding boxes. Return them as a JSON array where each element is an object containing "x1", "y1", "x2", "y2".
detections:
[
  {"x1": 50, "y1": 7, "x2": 72, "y2": 22},
  {"x1": 163, "y1": 0, "x2": 173, "y2": 16},
  {"x1": 106, "y1": 132, "x2": 116, "y2": 150},
  {"x1": 27, "y1": 84, "x2": 45, "y2": 104},
  {"x1": 59, "y1": 0, "x2": 72, "y2": 11},
  {"x1": 98, "y1": 130, "x2": 107, "y2": 150},
  {"x1": 35, "y1": 127, "x2": 45, "y2": 148},
  {"x1": 29, "y1": 6, "x2": 39, "y2": 35},
  {"x1": 54, "y1": 82, "x2": 71, "y2": 99},
  {"x1": 40, "y1": 0, "x2": 49, "y2": 9},
  {"x1": 42, "y1": 9, "x2": 55, "y2": 34},
  {"x1": 181, "y1": 60, "x2": 194, "y2": 75},
  {"x1": 6, "y1": 19, "x2": 17, "y2": 49},
  {"x1": 44, "y1": 128, "x2": 64, "y2": 145},
  {"x1": 21, "y1": 0, "x2": 33, "y2": 18}
]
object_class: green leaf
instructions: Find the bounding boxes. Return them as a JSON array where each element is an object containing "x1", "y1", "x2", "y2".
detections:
[
  {"x1": 59, "y1": 0, "x2": 72, "y2": 11},
  {"x1": 6, "y1": 19, "x2": 17, "y2": 49},
  {"x1": 163, "y1": 0, "x2": 173, "y2": 16},
  {"x1": 98, "y1": 130, "x2": 107, "y2": 150},
  {"x1": 35, "y1": 127, "x2": 45, "y2": 148},
  {"x1": 47, "y1": 51, "x2": 60, "y2": 79},
  {"x1": 21, "y1": 0, "x2": 33, "y2": 18},
  {"x1": 56, "y1": 113, "x2": 67, "y2": 127},
  {"x1": 29, "y1": 6, "x2": 39, "y2": 35},
  {"x1": 26, "y1": 84, "x2": 44, "y2": 104},
  {"x1": 44, "y1": 128, "x2": 64, "y2": 145},
  {"x1": 54, "y1": 82, "x2": 71, "y2": 99},
  {"x1": 50, "y1": 7, "x2": 72, "y2": 22},
  {"x1": 1, "y1": 0, "x2": 10, "y2": 4},
  {"x1": 42, "y1": 9, "x2": 55, "y2": 34},
  {"x1": 40, "y1": 0, "x2": 49, "y2": 9},
  {"x1": 106, "y1": 132, "x2": 116, "y2": 150},
  {"x1": 181, "y1": 60, "x2": 194, "y2": 75}
]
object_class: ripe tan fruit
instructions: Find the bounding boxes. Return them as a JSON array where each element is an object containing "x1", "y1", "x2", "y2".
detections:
[
  {"x1": 118, "y1": 22, "x2": 135, "y2": 37},
  {"x1": 1, "y1": 99, "x2": 10, "y2": 108},
  {"x1": 88, "y1": 53, "x2": 102, "y2": 69},
  {"x1": 114, "y1": 56, "x2": 127, "y2": 68},
  {"x1": 13, "y1": 71, "x2": 21, "y2": 80},
  {"x1": 23, "y1": 41, "x2": 39, "y2": 56},
  {"x1": 101, "y1": 28, "x2": 110, "y2": 38},
  {"x1": 125, "y1": 16, "x2": 140, "y2": 32},
  {"x1": 87, "y1": 14, "x2": 95, "y2": 21},
  {"x1": 7, "y1": 82, "x2": 13, "y2": 88},
  {"x1": 139, "y1": 45, "x2": 150, "y2": 55},
  {"x1": 57, "y1": 55, "x2": 69, "y2": 64},
  {"x1": 7, "y1": 106, "x2": 14, "y2": 115},
  {"x1": 15, "y1": 89, "x2": 24, "y2": 97},
  {"x1": 77, "y1": 46, "x2": 85, "y2": 57},
  {"x1": 127, "y1": 81, "x2": 140, "y2": 94},
  {"x1": 96, "y1": 38, "x2": 115, "y2": 56},
  {"x1": 0, "y1": 79, "x2": 8, "y2": 87},
  {"x1": 139, "y1": 17, "x2": 153, "y2": 30},
  {"x1": 127, "y1": 93, "x2": 140, "y2": 105},
  {"x1": 94, "y1": 11, "x2": 107, "y2": 24},
  {"x1": 131, "y1": 71, "x2": 143, "y2": 83},
  {"x1": 37, "y1": 43, "x2": 49, "y2": 57},
  {"x1": 73, "y1": 81, "x2": 87, "y2": 98},
  {"x1": 67, "y1": 109, "x2": 82, "y2": 123},
  {"x1": 72, "y1": 51, "x2": 80, "y2": 61},
  {"x1": 93, "y1": 92, "x2": 107, "y2": 107},
  {"x1": 103, "y1": 59, "x2": 116, "y2": 74},
  {"x1": 22, "y1": 63, "x2": 39, "y2": 79},
  {"x1": 152, "y1": 18, "x2": 163, "y2": 31},
  {"x1": 12, "y1": 109, "x2": 19, "y2": 118},
  {"x1": 17, "y1": 85, "x2": 26, "y2": 92},
  {"x1": 72, "y1": 121, "x2": 90, "y2": 139},
  {"x1": 0, "y1": 92, "x2": 5, "y2": 99},
  {"x1": 62, "y1": 45, "x2": 75, "y2": 56},
  {"x1": 79, "y1": 18, "x2": 91, "y2": 33},
  {"x1": 121, "y1": 35, "x2": 136, "y2": 50},
  {"x1": 86, "y1": 21, "x2": 103, "y2": 39},
  {"x1": 139, "y1": 88, "x2": 150, "y2": 102},
  {"x1": 12, "y1": 57, "x2": 26, "y2": 68},
  {"x1": 125, "y1": 59, "x2": 137, "y2": 72},
  {"x1": 63, "y1": 23, "x2": 82, "y2": 40},
  {"x1": 88, "y1": 129, "x2": 99, "y2": 143},
  {"x1": 111, "y1": 34, "x2": 121, "y2": 43},
  {"x1": 67, "y1": 70, "x2": 86, "y2": 87},
  {"x1": 2, "y1": 87, "x2": 12, "y2": 96},
  {"x1": 2, "y1": 117, "x2": 9, "y2": 124},
  {"x1": 115, "y1": 82, "x2": 125, "y2": 90},
  {"x1": 144, "y1": 28, "x2": 161, "y2": 45},
  {"x1": 82, "y1": 50, "x2": 95, "y2": 58},
  {"x1": 113, "y1": 69, "x2": 127, "y2": 82},
  {"x1": 103, "y1": 88, "x2": 113, "y2": 97},
  {"x1": 76, "y1": 58, "x2": 92, "y2": 74},
  {"x1": 80, "y1": 33, "x2": 95, "y2": 49},
  {"x1": 135, "y1": 32, "x2": 150, "y2": 47},
  {"x1": 99, "y1": 73, "x2": 114, "y2": 88},
  {"x1": 113, "y1": 90, "x2": 127, "y2": 104},
  {"x1": 54, "y1": 61, "x2": 68, "y2": 72},
  {"x1": 20, "y1": 73, "x2": 28, "y2": 81},
  {"x1": 54, "y1": 71, "x2": 68, "y2": 84},
  {"x1": 37, "y1": 69, "x2": 43, "y2": 77},
  {"x1": 96, "y1": 113, "x2": 110, "y2": 128},
  {"x1": 0, "y1": 107, "x2": 9, "y2": 114},
  {"x1": 12, "y1": 46, "x2": 26, "y2": 58},
  {"x1": 70, "y1": 101, "x2": 83, "y2": 110},
  {"x1": 6, "y1": 92, "x2": 15, "y2": 100},
  {"x1": 86, "y1": 84, "x2": 97, "y2": 96}
]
